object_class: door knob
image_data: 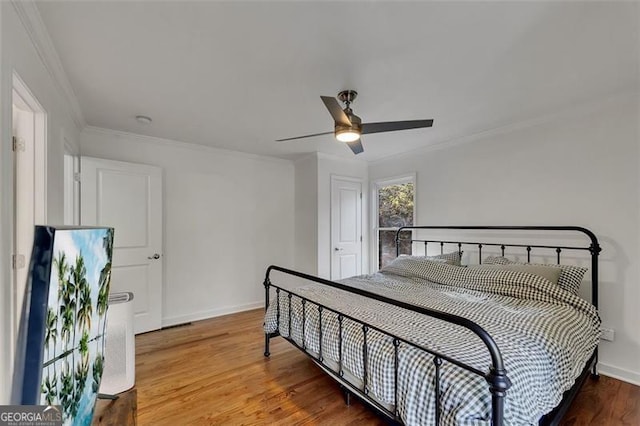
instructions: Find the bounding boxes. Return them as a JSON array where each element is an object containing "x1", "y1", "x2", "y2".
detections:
[
  {"x1": 334, "y1": 247, "x2": 343, "y2": 251},
  {"x1": 148, "y1": 253, "x2": 161, "y2": 260}
]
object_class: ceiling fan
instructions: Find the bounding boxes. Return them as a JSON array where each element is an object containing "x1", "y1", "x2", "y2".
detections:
[{"x1": 276, "y1": 90, "x2": 434, "y2": 155}]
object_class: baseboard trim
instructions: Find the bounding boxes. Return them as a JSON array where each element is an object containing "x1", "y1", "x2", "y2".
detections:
[
  {"x1": 162, "y1": 301, "x2": 263, "y2": 328},
  {"x1": 598, "y1": 362, "x2": 640, "y2": 386}
]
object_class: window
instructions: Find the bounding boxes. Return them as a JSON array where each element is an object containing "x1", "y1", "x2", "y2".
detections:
[{"x1": 373, "y1": 175, "x2": 415, "y2": 269}]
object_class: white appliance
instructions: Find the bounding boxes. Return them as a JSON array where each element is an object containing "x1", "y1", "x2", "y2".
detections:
[{"x1": 99, "y1": 292, "x2": 135, "y2": 394}]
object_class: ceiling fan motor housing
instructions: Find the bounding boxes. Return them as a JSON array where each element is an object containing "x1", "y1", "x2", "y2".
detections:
[{"x1": 335, "y1": 111, "x2": 362, "y2": 139}]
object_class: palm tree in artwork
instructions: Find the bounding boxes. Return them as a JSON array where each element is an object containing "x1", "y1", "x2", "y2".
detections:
[
  {"x1": 99, "y1": 230, "x2": 114, "y2": 303},
  {"x1": 58, "y1": 253, "x2": 75, "y2": 356},
  {"x1": 54, "y1": 252, "x2": 69, "y2": 302},
  {"x1": 64, "y1": 254, "x2": 87, "y2": 414},
  {"x1": 96, "y1": 230, "x2": 114, "y2": 349},
  {"x1": 103, "y1": 229, "x2": 114, "y2": 258},
  {"x1": 96, "y1": 287, "x2": 108, "y2": 334},
  {"x1": 43, "y1": 308, "x2": 59, "y2": 404},
  {"x1": 77, "y1": 282, "x2": 93, "y2": 334},
  {"x1": 92, "y1": 355, "x2": 104, "y2": 393},
  {"x1": 71, "y1": 331, "x2": 91, "y2": 418},
  {"x1": 79, "y1": 331, "x2": 90, "y2": 364},
  {"x1": 60, "y1": 302, "x2": 75, "y2": 352},
  {"x1": 59, "y1": 360, "x2": 73, "y2": 417},
  {"x1": 54, "y1": 252, "x2": 69, "y2": 362},
  {"x1": 44, "y1": 308, "x2": 58, "y2": 364},
  {"x1": 42, "y1": 372, "x2": 58, "y2": 405},
  {"x1": 69, "y1": 254, "x2": 87, "y2": 349}
]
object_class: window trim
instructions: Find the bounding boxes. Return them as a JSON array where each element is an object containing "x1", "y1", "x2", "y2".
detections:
[{"x1": 371, "y1": 173, "x2": 416, "y2": 272}]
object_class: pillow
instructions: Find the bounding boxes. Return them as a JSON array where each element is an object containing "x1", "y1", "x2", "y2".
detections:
[
  {"x1": 394, "y1": 255, "x2": 448, "y2": 264},
  {"x1": 382, "y1": 256, "x2": 448, "y2": 274},
  {"x1": 469, "y1": 264, "x2": 562, "y2": 286},
  {"x1": 399, "y1": 251, "x2": 463, "y2": 266},
  {"x1": 427, "y1": 251, "x2": 463, "y2": 266},
  {"x1": 483, "y1": 256, "x2": 587, "y2": 294}
]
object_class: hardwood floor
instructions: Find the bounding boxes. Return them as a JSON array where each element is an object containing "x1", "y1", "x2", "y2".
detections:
[
  {"x1": 92, "y1": 389, "x2": 137, "y2": 426},
  {"x1": 133, "y1": 308, "x2": 639, "y2": 425}
]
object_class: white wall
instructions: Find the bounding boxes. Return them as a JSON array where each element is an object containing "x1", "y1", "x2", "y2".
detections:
[
  {"x1": 369, "y1": 94, "x2": 640, "y2": 384},
  {"x1": 0, "y1": 2, "x2": 82, "y2": 402},
  {"x1": 294, "y1": 154, "x2": 318, "y2": 275},
  {"x1": 80, "y1": 128, "x2": 295, "y2": 326}
]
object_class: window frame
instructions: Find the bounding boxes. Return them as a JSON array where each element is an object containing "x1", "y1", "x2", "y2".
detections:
[{"x1": 371, "y1": 173, "x2": 416, "y2": 272}]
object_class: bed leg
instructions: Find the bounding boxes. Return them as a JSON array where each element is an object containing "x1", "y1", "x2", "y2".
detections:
[
  {"x1": 264, "y1": 333, "x2": 270, "y2": 357},
  {"x1": 340, "y1": 385, "x2": 352, "y2": 406},
  {"x1": 590, "y1": 362, "x2": 599, "y2": 379},
  {"x1": 590, "y1": 351, "x2": 599, "y2": 380}
]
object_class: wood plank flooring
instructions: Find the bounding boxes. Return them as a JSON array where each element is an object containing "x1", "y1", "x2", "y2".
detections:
[
  {"x1": 134, "y1": 308, "x2": 639, "y2": 425},
  {"x1": 92, "y1": 389, "x2": 137, "y2": 426}
]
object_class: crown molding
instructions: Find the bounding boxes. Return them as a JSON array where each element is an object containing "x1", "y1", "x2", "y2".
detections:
[
  {"x1": 11, "y1": 0, "x2": 85, "y2": 130},
  {"x1": 82, "y1": 126, "x2": 294, "y2": 166}
]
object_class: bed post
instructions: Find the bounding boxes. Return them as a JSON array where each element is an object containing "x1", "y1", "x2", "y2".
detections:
[
  {"x1": 589, "y1": 240, "x2": 601, "y2": 378},
  {"x1": 263, "y1": 273, "x2": 272, "y2": 358},
  {"x1": 487, "y1": 367, "x2": 511, "y2": 426}
]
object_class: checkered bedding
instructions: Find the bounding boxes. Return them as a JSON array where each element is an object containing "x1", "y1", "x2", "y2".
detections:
[{"x1": 263, "y1": 259, "x2": 600, "y2": 425}]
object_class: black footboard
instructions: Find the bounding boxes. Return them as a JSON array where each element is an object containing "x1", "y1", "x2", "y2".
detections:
[{"x1": 263, "y1": 265, "x2": 511, "y2": 425}]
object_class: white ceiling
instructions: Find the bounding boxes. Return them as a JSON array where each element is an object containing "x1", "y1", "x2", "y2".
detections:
[{"x1": 36, "y1": 1, "x2": 638, "y2": 162}]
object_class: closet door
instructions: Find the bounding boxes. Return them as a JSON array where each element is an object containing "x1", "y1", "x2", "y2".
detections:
[{"x1": 81, "y1": 157, "x2": 163, "y2": 334}]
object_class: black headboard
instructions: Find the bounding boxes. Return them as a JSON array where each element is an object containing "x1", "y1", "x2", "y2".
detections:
[{"x1": 395, "y1": 226, "x2": 601, "y2": 309}]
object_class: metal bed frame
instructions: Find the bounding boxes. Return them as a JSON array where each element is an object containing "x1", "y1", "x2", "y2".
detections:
[{"x1": 263, "y1": 226, "x2": 601, "y2": 425}]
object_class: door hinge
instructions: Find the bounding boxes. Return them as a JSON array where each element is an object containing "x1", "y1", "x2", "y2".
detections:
[
  {"x1": 360, "y1": 192, "x2": 362, "y2": 199},
  {"x1": 12, "y1": 254, "x2": 26, "y2": 270},
  {"x1": 12, "y1": 136, "x2": 25, "y2": 153},
  {"x1": 360, "y1": 235, "x2": 363, "y2": 242},
  {"x1": 73, "y1": 172, "x2": 81, "y2": 182}
]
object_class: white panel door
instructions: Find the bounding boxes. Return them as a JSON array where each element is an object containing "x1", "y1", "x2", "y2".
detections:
[
  {"x1": 331, "y1": 177, "x2": 362, "y2": 280},
  {"x1": 12, "y1": 85, "x2": 46, "y2": 344},
  {"x1": 81, "y1": 157, "x2": 163, "y2": 334}
]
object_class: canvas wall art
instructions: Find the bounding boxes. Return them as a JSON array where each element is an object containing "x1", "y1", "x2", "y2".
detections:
[{"x1": 12, "y1": 226, "x2": 114, "y2": 426}]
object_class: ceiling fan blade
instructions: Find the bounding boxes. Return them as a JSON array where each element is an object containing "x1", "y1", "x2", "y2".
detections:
[
  {"x1": 361, "y1": 119, "x2": 434, "y2": 135},
  {"x1": 276, "y1": 131, "x2": 334, "y2": 142},
  {"x1": 346, "y1": 139, "x2": 364, "y2": 155},
  {"x1": 321, "y1": 96, "x2": 351, "y2": 127}
]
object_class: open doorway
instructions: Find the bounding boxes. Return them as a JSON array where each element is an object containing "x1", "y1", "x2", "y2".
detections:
[{"x1": 11, "y1": 73, "x2": 47, "y2": 351}]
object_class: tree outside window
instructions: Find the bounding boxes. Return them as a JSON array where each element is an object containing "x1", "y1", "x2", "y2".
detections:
[{"x1": 375, "y1": 178, "x2": 414, "y2": 269}]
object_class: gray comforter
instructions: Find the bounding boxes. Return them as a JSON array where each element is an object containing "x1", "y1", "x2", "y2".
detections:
[{"x1": 264, "y1": 258, "x2": 600, "y2": 425}]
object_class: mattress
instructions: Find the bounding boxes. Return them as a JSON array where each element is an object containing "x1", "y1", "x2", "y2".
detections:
[{"x1": 264, "y1": 258, "x2": 600, "y2": 425}]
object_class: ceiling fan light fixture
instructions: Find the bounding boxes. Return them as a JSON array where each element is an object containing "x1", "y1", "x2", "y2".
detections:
[
  {"x1": 335, "y1": 128, "x2": 361, "y2": 143},
  {"x1": 275, "y1": 89, "x2": 434, "y2": 155}
]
